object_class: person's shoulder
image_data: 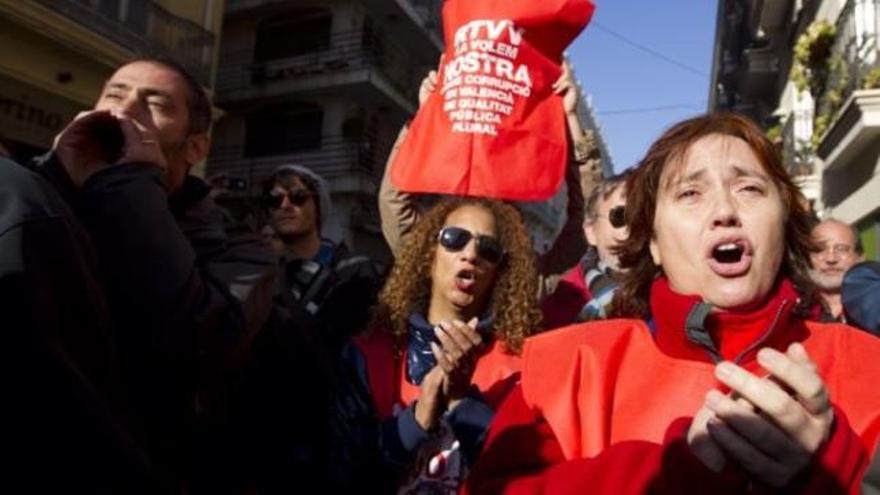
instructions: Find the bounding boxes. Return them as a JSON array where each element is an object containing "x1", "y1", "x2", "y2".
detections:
[
  {"x1": 354, "y1": 327, "x2": 397, "y2": 354},
  {"x1": 802, "y1": 319, "x2": 880, "y2": 363},
  {"x1": 519, "y1": 319, "x2": 651, "y2": 434},
  {"x1": 804, "y1": 319, "x2": 878, "y2": 340},
  {"x1": 521, "y1": 319, "x2": 650, "y2": 383},
  {"x1": 526, "y1": 318, "x2": 649, "y2": 351},
  {"x1": 0, "y1": 156, "x2": 72, "y2": 217},
  {"x1": 842, "y1": 261, "x2": 880, "y2": 334},
  {"x1": 330, "y1": 243, "x2": 381, "y2": 275},
  {"x1": 845, "y1": 260, "x2": 880, "y2": 282}
]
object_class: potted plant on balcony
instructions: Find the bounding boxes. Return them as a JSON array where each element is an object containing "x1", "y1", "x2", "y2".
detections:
[
  {"x1": 863, "y1": 67, "x2": 880, "y2": 89},
  {"x1": 792, "y1": 20, "x2": 836, "y2": 96}
]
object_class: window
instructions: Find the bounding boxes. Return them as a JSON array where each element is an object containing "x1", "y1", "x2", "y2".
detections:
[
  {"x1": 855, "y1": 0, "x2": 878, "y2": 63},
  {"x1": 244, "y1": 102, "x2": 323, "y2": 157},
  {"x1": 254, "y1": 9, "x2": 332, "y2": 62},
  {"x1": 793, "y1": 89, "x2": 814, "y2": 148}
]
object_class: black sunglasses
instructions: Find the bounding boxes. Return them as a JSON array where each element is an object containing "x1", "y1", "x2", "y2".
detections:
[
  {"x1": 438, "y1": 226, "x2": 505, "y2": 264},
  {"x1": 608, "y1": 205, "x2": 626, "y2": 228},
  {"x1": 264, "y1": 188, "x2": 314, "y2": 209}
]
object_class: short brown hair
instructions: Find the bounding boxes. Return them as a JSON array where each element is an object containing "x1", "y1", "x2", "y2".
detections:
[{"x1": 610, "y1": 112, "x2": 818, "y2": 318}]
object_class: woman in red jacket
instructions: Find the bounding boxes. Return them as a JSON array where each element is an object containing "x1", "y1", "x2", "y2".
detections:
[
  {"x1": 468, "y1": 112, "x2": 880, "y2": 494},
  {"x1": 331, "y1": 198, "x2": 541, "y2": 493}
]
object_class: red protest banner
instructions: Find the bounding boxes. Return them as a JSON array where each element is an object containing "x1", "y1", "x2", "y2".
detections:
[{"x1": 391, "y1": 0, "x2": 594, "y2": 200}]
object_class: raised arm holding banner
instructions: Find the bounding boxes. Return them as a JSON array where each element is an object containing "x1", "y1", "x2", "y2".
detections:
[{"x1": 390, "y1": 0, "x2": 596, "y2": 201}]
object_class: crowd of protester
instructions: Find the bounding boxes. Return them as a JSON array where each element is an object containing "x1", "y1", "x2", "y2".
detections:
[{"x1": 2, "y1": 55, "x2": 879, "y2": 494}]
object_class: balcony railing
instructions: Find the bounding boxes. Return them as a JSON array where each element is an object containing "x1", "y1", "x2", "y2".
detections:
[
  {"x1": 207, "y1": 132, "x2": 396, "y2": 194},
  {"x1": 815, "y1": 0, "x2": 880, "y2": 137},
  {"x1": 404, "y1": 0, "x2": 443, "y2": 39},
  {"x1": 225, "y1": 0, "x2": 443, "y2": 41},
  {"x1": 35, "y1": 0, "x2": 216, "y2": 86},
  {"x1": 781, "y1": 92, "x2": 815, "y2": 173},
  {"x1": 216, "y1": 29, "x2": 422, "y2": 103}
]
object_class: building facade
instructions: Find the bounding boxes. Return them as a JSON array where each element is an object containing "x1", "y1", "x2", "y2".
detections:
[
  {"x1": 577, "y1": 92, "x2": 615, "y2": 176},
  {"x1": 208, "y1": 1, "x2": 615, "y2": 261},
  {"x1": 207, "y1": 0, "x2": 443, "y2": 261},
  {"x1": 0, "y1": 0, "x2": 224, "y2": 165},
  {"x1": 518, "y1": 87, "x2": 614, "y2": 255},
  {"x1": 710, "y1": 0, "x2": 880, "y2": 260}
]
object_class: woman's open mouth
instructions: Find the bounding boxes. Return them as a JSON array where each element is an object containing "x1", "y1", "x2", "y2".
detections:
[
  {"x1": 707, "y1": 238, "x2": 753, "y2": 277},
  {"x1": 454, "y1": 269, "x2": 476, "y2": 293}
]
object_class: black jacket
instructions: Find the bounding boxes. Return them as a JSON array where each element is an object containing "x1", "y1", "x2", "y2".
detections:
[
  {"x1": 278, "y1": 241, "x2": 382, "y2": 355},
  {"x1": 29, "y1": 156, "x2": 277, "y2": 489},
  {"x1": 1, "y1": 158, "x2": 154, "y2": 493}
]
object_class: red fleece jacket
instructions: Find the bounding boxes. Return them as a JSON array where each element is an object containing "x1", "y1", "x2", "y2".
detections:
[{"x1": 466, "y1": 277, "x2": 880, "y2": 494}]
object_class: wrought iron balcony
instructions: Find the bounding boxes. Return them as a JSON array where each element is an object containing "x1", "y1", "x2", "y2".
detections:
[
  {"x1": 814, "y1": 0, "x2": 880, "y2": 148},
  {"x1": 207, "y1": 132, "x2": 396, "y2": 195},
  {"x1": 35, "y1": 0, "x2": 216, "y2": 86},
  {"x1": 404, "y1": 0, "x2": 443, "y2": 39},
  {"x1": 216, "y1": 29, "x2": 421, "y2": 104}
]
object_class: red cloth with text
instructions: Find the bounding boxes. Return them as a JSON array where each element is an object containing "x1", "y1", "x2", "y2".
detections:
[{"x1": 391, "y1": 0, "x2": 595, "y2": 200}]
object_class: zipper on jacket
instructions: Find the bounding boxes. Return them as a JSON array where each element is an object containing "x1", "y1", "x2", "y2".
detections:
[
  {"x1": 684, "y1": 299, "x2": 791, "y2": 364},
  {"x1": 732, "y1": 299, "x2": 791, "y2": 365},
  {"x1": 684, "y1": 302, "x2": 723, "y2": 363}
]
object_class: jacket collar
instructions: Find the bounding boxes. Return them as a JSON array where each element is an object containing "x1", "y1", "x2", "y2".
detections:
[
  {"x1": 649, "y1": 276, "x2": 803, "y2": 364},
  {"x1": 169, "y1": 175, "x2": 210, "y2": 216}
]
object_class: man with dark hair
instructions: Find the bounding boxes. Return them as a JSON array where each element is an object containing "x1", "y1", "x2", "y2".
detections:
[
  {"x1": 262, "y1": 164, "x2": 381, "y2": 353},
  {"x1": 3, "y1": 57, "x2": 277, "y2": 490},
  {"x1": 215, "y1": 164, "x2": 382, "y2": 492},
  {"x1": 541, "y1": 171, "x2": 629, "y2": 328},
  {"x1": 808, "y1": 218, "x2": 864, "y2": 321}
]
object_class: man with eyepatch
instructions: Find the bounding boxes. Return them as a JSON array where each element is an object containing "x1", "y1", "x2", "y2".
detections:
[
  {"x1": 542, "y1": 172, "x2": 630, "y2": 329},
  {"x1": 262, "y1": 164, "x2": 382, "y2": 354}
]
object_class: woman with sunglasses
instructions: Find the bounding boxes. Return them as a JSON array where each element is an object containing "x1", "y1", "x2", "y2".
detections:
[
  {"x1": 379, "y1": 63, "x2": 601, "y2": 299},
  {"x1": 331, "y1": 197, "x2": 541, "y2": 493}
]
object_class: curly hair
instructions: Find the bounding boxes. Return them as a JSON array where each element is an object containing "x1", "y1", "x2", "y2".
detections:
[
  {"x1": 610, "y1": 112, "x2": 819, "y2": 318},
  {"x1": 373, "y1": 198, "x2": 541, "y2": 355}
]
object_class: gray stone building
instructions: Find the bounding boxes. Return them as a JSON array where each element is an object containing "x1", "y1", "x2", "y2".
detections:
[
  {"x1": 207, "y1": 1, "x2": 616, "y2": 261},
  {"x1": 208, "y1": 0, "x2": 443, "y2": 261}
]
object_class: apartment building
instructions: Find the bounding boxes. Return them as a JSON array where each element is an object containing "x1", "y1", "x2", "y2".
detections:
[
  {"x1": 207, "y1": 0, "x2": 443, "y2": 259},
  {"x1": 710, "y1": 0, "x2": 880, "y2": 260},
  {"x1": 0, "y1": 0, "x2": 224, "y2": 166}
]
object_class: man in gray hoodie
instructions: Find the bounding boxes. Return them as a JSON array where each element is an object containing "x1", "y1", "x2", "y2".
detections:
[{"x1": 262, "y1": 164, "x2": 381, "y2": 352}]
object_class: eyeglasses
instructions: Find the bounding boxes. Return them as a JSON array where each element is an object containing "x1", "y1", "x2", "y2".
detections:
[
  {"x1": 608, "y1": 205, "x2": 626, "y2": 228},
  {"x1": 264, "y1": 188, "x2": 314, "y2": 209},
  {"x1": 437, "y1": 226, "x2": 505, "y2": 264},
  {"x1": 816, "y1": 243, "x2": 855, "y2": 257}
]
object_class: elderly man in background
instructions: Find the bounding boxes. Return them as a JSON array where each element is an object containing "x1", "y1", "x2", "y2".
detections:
[{"x1": 808, "y1": 218, "x2": 863, "y2": 322}]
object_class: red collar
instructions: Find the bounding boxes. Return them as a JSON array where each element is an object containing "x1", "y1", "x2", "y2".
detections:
[{"x1": 649, "y1": 276, "x2": 805, "y2": 364}]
